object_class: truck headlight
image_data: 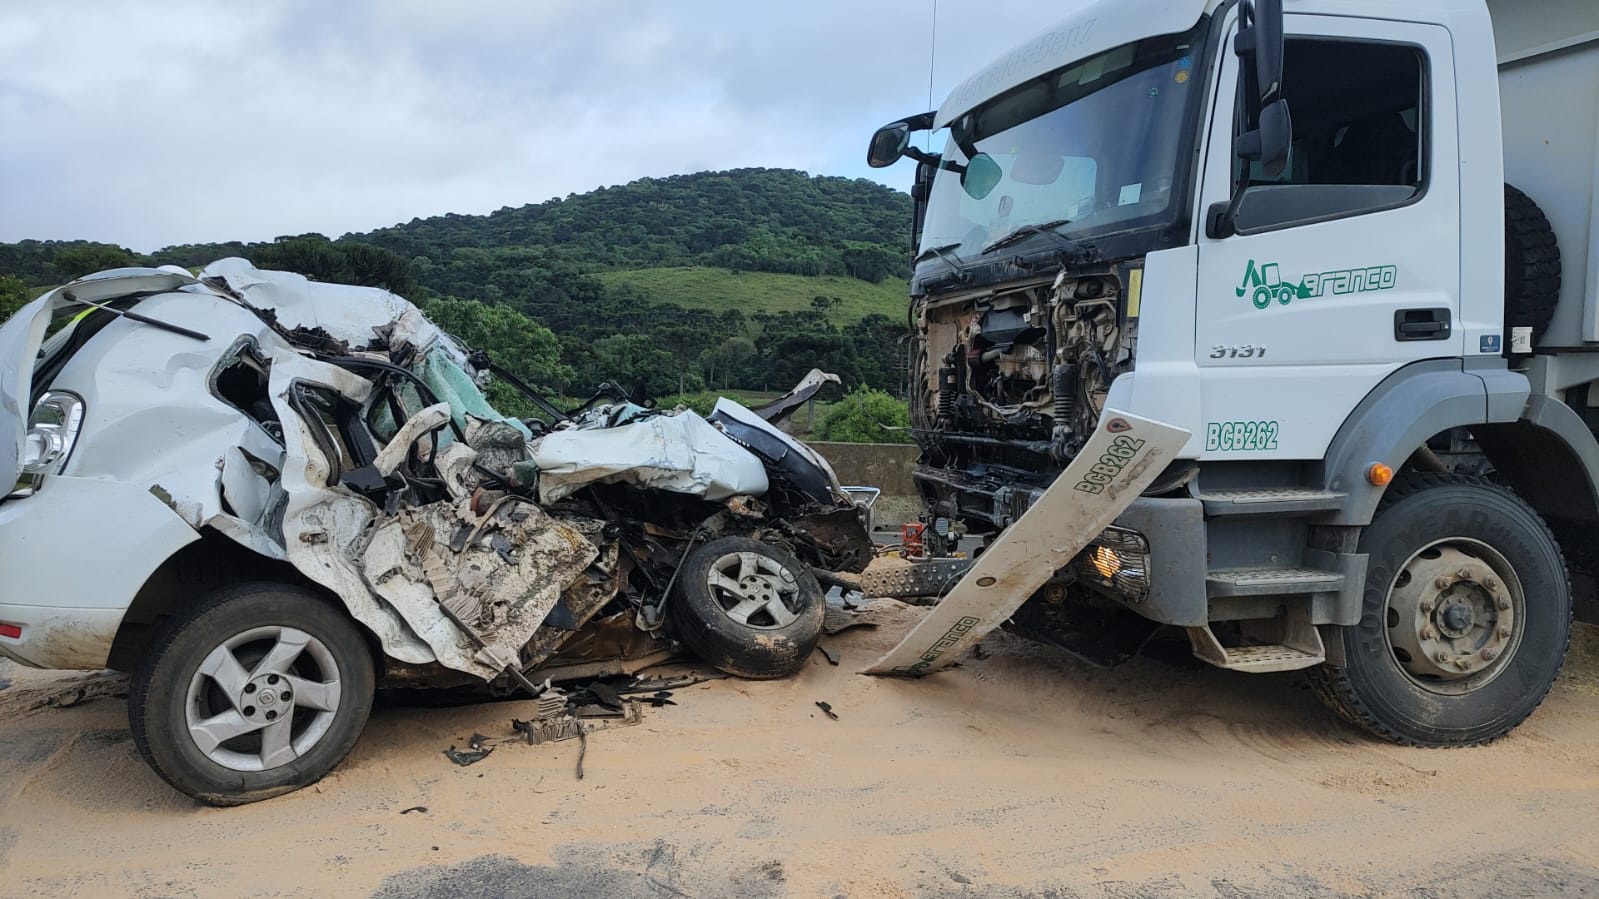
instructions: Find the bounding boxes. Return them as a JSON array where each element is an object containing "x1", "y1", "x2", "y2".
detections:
[
  {"x1": 9, "y1": 391, "x2": 85, "y2": 498},
  {"x1": 1074, "y1": 526, "x2": 1150, "y2": 603}
]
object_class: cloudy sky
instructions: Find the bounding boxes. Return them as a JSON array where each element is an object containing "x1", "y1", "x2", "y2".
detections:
[{"x1": 0, "y1": 1, "x2": 1071, "y2": 251}]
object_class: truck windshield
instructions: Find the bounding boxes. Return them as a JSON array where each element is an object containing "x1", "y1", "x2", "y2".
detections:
[{"x1": 918, "y1": 28, "x2": 1202, "y2": 265}]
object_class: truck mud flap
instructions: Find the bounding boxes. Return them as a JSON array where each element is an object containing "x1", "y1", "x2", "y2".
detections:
[{"x1": 863, "y1": 410, "x2": 1189, "y2": 676}]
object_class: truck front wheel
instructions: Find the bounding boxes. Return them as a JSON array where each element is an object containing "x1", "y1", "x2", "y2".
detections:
[{"x1": 1310, "y1": 474, "x2": 1571, "y2": 745}]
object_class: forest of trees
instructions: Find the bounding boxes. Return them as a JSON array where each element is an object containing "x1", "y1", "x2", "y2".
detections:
[{"x1": 0, "y1": 169, "x2": 915, "y2": 405}]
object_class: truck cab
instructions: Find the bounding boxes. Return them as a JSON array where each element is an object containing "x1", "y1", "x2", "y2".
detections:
[{"x1": 871, "y1": 0, "x2": 1599, "y2": 744}]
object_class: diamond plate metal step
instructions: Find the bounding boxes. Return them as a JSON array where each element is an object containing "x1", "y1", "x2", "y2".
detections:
[
  {"x1": 1197, "y1": 488, "x2": 1346, "y2": 517},
  {"x1": 1190, "y1": 640, "x2": 1325, "y2": 673},
  {"x1": 1206, "y1": 567, "x2": 1344, "y2": 597},
  {"x1": 859, "y1": 557, "x2": 972, "y2": 601},
  {"x1": 1187, "y1": 604, "x2": 1326, "y2": 673}
]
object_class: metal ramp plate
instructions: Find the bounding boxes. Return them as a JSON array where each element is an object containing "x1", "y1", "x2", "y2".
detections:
[
  {"x1": 860, "y1": 558, "x2": 972, "y2": 600},
  {"x1": 863, "y1": 410, "x2": 1190, "y2": 676}
]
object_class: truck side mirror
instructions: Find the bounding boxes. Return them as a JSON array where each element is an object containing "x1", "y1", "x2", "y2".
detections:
[
  {"x1": 866, "y1": 111, "x2": 937, "y2": 168},
  {"x1": 868, "y1": 123, "x2": 910, "y2": 168},
  {"x1": 1234, "y1": 0, "x2": 1291, "y2": 178},
  {"x1": 1238, "y1": 99, "x2": 1292, "y2": 177}
]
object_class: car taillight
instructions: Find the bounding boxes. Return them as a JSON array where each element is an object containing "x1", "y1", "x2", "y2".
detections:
[{"x1": 9, "y1": 391, "x2": 84, "y2": 498}]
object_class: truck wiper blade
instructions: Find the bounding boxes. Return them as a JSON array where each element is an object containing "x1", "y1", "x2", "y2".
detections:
[
  {"x1": 979, "y1": 219, "x2": 1074, "y2": 256},
  {"x1": 913, "y1": 242, "x2": 966, "y2": 269}
]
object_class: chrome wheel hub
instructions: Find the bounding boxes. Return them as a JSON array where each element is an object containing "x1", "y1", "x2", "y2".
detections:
[{"x1": 1386, "y1": 541, "x2": 1522, "y2": 692}]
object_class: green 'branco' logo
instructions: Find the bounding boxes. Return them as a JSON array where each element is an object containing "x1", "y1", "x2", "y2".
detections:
[{"x1": 1236, "y1": 259, "x2": 1398, "y2": 309}]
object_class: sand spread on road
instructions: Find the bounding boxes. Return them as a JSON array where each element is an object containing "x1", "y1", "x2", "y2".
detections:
[{"x1": 1, "y1": 603, "x2": 1597, "y2": 897}]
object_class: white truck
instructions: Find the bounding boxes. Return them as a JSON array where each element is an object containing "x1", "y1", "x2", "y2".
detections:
[{"x1": 867, "y1": 0, "x2": 1599, "y2": 744}]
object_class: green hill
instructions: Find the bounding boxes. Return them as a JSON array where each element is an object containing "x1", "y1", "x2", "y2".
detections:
[
  {"x1": 594, "y1": 267, "x2": 908, "y2": 323},
  {"x1": 0, "y1": 168, "x2": 915, "y2": 399},
  {"x1": 356, "y1": 168, "x2": 912, "y2": 282}
]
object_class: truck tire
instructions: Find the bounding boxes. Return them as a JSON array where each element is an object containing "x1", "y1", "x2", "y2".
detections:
[
  {"x1": 128, "y1": 582, "x2": 376, "y2": 806},
  {"x1": 671, "y1": 536, "x2": 825, "y2": 679},
  {"x1": 1504, "y1": 183, "x2": 1561, "y2": 340},
  {"x1": 1310, "y1": 473, "x2": 1570, "y2": 746}
]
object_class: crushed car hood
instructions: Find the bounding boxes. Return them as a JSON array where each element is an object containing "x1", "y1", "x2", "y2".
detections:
[{"x1": 530, "y1": 405, "x2": 769, "y2": 503}]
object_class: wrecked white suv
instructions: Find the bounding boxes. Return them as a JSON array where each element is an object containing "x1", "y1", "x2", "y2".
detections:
[{"x1": 0, "y1": 260, "x2": 870, "y2": 805}]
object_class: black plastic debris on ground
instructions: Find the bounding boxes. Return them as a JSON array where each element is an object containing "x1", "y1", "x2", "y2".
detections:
[
  {"x1": 439, "y1": 674, "x2": 684, "y2": 776},
  {"x1": 586, "y1": 680, "x2": 625, "y2": 710},
  {"x1": 815, "y1": 700, "x2": 839, "y2": 720},
  {"x1": 444, "y1": 733, "x2": 494, "y2": 766},
  {"x1": 815, "y1": 644, "x2": 840, "y2": 666},
  {"x1": 600, "y1": 671, "x2": 726, "y2": 695},
  {"x1": 400, "y1": 806, "x2": 429, "y2": 815}
]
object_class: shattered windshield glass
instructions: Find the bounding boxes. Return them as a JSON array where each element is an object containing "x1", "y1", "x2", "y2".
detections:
[{"x1": 918, "y1": 25, "x2": 1203, "y2": 265}]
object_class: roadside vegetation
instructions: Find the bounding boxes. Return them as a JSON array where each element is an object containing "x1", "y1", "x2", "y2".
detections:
[{"x1": 814, "y1": 387, "x2": 913, "y2": 444}]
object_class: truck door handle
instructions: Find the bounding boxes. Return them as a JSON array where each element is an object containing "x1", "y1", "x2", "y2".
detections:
[{"x1": 1394, "y1": 308, "x2": 1452, "y2": 341}]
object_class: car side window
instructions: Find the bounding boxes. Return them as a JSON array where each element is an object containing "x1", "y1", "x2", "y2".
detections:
[{"x1": 1233, "y1": 38, "x2": 1426, "y2": 233}]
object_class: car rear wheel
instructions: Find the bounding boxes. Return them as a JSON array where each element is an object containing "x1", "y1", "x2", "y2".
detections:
[{"x1": 128, "y1": 582, "x2": 375, "y2": 805}]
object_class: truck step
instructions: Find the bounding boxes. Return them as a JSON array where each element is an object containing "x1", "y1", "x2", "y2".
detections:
[
  {"x1": 1186, "y1": 607, "x2": 1326, "y2": 673},
  {"x1": 1187, "y1": 637, "x2": 1326, "y2": 672},
  {"x1": 1206, "y1": 566, "x2": 1344, "y2": 597},
  {"x1": 1196, "y1": 488, "x2": 1345, "y2": 517}
]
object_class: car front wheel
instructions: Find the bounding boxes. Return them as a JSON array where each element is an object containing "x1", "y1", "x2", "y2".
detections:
[{"x1": 672, "y1": 536, "x2": 826, "y2": 679}]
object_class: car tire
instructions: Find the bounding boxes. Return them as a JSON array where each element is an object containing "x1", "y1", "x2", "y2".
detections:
[
  {"x1": 128, "y1": 581, "x2": 376, "y2": 806},
  {"x1": 672, "y1": 536, "x2": 825, "y2": 679},
  {"x1": 1310, "y1": 473, "x2": 1571, "y2": 746}
]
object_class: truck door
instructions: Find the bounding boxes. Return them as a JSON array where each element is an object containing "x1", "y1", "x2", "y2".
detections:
[{"x1": 1193, "y1": 14, "x2": 1461, "y2": 460}]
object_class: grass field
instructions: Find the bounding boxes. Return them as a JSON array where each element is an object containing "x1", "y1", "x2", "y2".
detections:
[{"x1": 594, "y1": 266, "x2": 909, "y2": 323}]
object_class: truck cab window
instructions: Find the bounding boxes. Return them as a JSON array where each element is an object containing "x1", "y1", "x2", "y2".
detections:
[{"x1": 1232, "y1": 39, "x2": 1425, "y2": 233}]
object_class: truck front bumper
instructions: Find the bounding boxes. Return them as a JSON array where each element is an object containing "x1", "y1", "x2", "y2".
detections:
[
  {"x1": 1091, "y1": 496, "x2": 1208, "y2": 626},
  {"x1": 916, "y1": 464, "x2": 1210, "y2": 626}
]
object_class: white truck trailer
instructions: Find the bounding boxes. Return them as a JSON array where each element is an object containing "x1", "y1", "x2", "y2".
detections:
[{"x1": 867, "y1": 0, "x2": 1599, "y2": 745}]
